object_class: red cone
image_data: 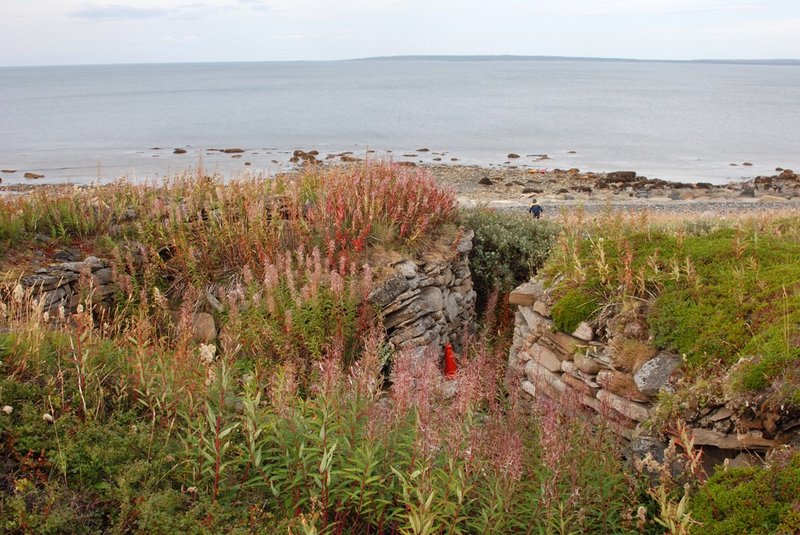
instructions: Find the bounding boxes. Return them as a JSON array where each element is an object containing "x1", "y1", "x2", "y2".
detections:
[{"x1": 444, "y1": 343, "x2": 457, "y2": 378}]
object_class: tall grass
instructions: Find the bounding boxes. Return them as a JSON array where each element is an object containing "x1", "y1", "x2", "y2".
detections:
[{"x1": 0, "y1": 166, "x2": 650, "y2": 532}]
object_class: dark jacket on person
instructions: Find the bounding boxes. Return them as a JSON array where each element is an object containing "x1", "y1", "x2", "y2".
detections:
[{"x1": 529, "y1": 203, "x2": 543, "y2": 218}]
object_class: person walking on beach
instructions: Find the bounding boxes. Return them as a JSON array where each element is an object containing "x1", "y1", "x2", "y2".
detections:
[{"x1": 528, "y1": 199, "x2": 543, "y2": 219}]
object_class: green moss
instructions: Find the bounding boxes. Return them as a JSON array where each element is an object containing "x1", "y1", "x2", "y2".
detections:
[
  {"x1": 552, "y1": 288, "x2": 598, "y2": 334},
  {"x1": 690, "y1": 451, "x2": 800, "y2": 534}
]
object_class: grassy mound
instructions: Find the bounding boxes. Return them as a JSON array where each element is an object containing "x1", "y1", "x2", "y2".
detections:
[{"x1": 543, "y1": 210, "x2": 800, "y2": 408}]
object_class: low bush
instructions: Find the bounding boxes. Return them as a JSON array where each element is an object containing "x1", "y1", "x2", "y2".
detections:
[{"x1": 460, "y1": 208, "x2": 559, "y2": 299}]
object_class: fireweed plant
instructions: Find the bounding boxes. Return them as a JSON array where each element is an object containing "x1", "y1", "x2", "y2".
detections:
[{"x1": 2, "y1": 163, "x2": 652, "y2": 532}]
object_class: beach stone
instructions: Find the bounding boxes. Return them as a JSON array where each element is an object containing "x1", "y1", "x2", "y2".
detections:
[
  {"x1": 606, "y1": 171, "x2": 637, "y2": 182},
  {"x1": 191, "y1": 313, "x2": 217, "y2": 343},
  {"x1": 41, "y1": 287, "x2": 68, "y2": 308},
  {"x1": 539, "y1": 330, "x2": 582, "y2": 357},
  {"x1": 83, "y1": 256, "x2": 106, "y2": 271},
  {"x1": 60, "y1": 261, "x2": 89, "y2": 273},
  {"x1": 24, "y1": 172, "x2": 45, "y2": 179},
  {"x1": 520, "y1": 306, "x2": 551, "y2": 334},
  {"x1": 690, "y1": 428, "x2": 773, "y2": 450},
  {"x1": 709, "y1": 407, "x2": 734, "y2": 422},
  {"x1": 633, "y1": 351, "x2": 682, "y2": 396},
  {"x1": 778, "y1": 169, "x2": 796, "y2": 180},
  {"x1": 478, "y1": 176, "x2": 493, "y2": 186},
  {"x1": 507, "y1": 153, "x2": 520, "y2": 159},
  {"x1": 563, "y1": 372, "x2": 598, "y2": 396},
  {"x1": 739, "y1": 187, "x2": 756, "y2": 198},
  {"x1": 389, "y1": 315, "x2": 436, "y2": 345},
  {"x1": 444, "y1": 293, "x2": 459, "y2": 322},
  {"x1": 384, "y1": 297, "x2": 430, "y2": 329},
  {"x1": 173, "y1": 148, "x2": 187, "y2": 154}
]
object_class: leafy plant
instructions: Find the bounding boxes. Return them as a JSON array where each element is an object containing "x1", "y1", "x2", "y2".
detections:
[{"x1": 460, "y1": 208, "x2": 559, "y2": 299}]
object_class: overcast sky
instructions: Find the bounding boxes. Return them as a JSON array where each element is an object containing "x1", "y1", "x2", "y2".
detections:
[{"x1": 2, "y1": 0, "x2": 799, "y2": 66}]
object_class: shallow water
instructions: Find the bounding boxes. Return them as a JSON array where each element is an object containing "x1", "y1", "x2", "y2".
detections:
[{"x1": 1, "y1": 59, "x2": 799, "y2": 185}]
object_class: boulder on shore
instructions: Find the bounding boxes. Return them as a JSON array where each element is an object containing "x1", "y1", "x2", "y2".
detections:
[{"x1": 606, "y1": 171, "x2": 637, "y2": 182}]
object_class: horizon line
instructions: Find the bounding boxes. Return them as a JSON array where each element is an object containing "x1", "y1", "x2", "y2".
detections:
[{"x1": 2, "y1": 54, "x2": 799, "y2": 69}]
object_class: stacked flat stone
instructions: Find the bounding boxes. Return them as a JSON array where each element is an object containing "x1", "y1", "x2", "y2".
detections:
[
  {"x1": 369, "y1": 230, "x2": 477, "y2": 360},
  {"x1": 508, "y1": 278, "x2": 780, "y2": 453},
  {"x1": 19, "y1": 256, "x2": 115, "y2": 315}
]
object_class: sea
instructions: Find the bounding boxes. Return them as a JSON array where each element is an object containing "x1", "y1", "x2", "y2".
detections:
[{"x1": 1, "y1": 58, "x2": 799, "y2": 186}]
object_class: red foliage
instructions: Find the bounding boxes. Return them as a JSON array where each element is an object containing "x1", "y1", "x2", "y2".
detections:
[{"x1": 308, "y1": 162, "x2": 456, "y2": 263}]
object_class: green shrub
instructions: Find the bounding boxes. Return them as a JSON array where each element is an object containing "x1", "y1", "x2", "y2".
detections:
[
  {"x1": 690, "y1": 450, "x2": 800, "y2": 534},
  {"x1": 461, "y1": 208, "x2": 559, "y2": 298},
  {"x1": 552, "y1": 287, "x2": 599, "y2": 333}
]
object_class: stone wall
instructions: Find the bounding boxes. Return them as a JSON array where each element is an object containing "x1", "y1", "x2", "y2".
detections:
[
  {"x1": 9, "y1": 231, "x2": 478, "y2": 366},
  {"x1": 368, "y1": 230, "x2": 477, "y2": 360},
  {"x1": 18, "y1": 256, "x2": 116, "y2": 315},
  {"x1": 508, "y1": 278, "x2": 794, "y2": 464}
]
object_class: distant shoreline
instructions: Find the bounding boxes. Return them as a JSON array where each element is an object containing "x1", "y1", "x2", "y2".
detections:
[
  {"x1": 2, "y1": 54, "x2": 799, "y2": 70},
  {"x1": 355, "y1": 55, "x2": 800, "y2": 67}
]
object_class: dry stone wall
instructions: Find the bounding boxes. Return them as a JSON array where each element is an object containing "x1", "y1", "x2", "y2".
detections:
[
  {"x1": 508, "y1": 278, "x2": 789, "y2": 461},
  {"x1": 368, "y1": 230, "x2": 477, "y2": 359},
  {"x1": 7, "y1": 229, "x2": 477, "y2": 365},
  {"x1": 18, "y1": 256, "x2": 116, "y2": 315}
]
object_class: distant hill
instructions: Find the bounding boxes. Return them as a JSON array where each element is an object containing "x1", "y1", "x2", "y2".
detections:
[{"x1": 355, "y1": 55, "x2": 800, "y2": 66}]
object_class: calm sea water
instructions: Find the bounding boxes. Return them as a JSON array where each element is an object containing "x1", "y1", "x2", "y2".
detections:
[{"x1": 1, "y1": 59, "x2": 799, "y2": 185}]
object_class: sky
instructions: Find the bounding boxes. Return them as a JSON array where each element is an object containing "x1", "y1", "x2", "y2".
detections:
[{"x1": 2, "y1": 0, "x2": 799, "y2": 66}]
